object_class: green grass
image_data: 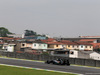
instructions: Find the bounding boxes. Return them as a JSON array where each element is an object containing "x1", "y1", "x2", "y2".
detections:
[{"x1": 0, "y1": 65, "x2": 76, "y2": 75}]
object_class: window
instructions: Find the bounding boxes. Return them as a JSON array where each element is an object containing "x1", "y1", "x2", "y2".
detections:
[
  {"x1": 90, "y1": 46, "x2": 91, "y2": 48},
  {"x1": 68, "y1": 45, "x2": 70, "y2": 47},
  {"x1": 9, "y1": 45, "x2": 12, "y2": 47},
  {"x1": 44, "y1": 44, "x2": 45, "y2": 47},
  {"x1": 34, "y1": 44, "x2": 36, "y2": 46},
  {"x1": 73, "y1": 45, "x2": 74, "y2": 48},
  {"x1": 70, "y1": 51, "x2": 74, "y2": 54},
  {"x1": 56, "y1": 45, "x2": 58, "y2": 47},
  {"x1": 22, "y1": 44, "x2": 25, "y2": 46},
  {"x1": 39, "y1": 44, "x2": 41, "y2": 46},
  {"x1": 4, "y1": 46, "x2": 7, "y2": 49},
  {"x1": 62, "y1": 45, "x2": 64, "y2": 47},
  {"x1": 85, "y1": 46, "x2": 87, "y2": 48},
  {"x1": 48, "y1": 45, "x2": 50, "y2": 47},
  {"x1": 77, "y1": 46, "x2": 79, "y2": 48},
  {"x1": 81, "y1": 46, "x2": 83, "y2": 48}
]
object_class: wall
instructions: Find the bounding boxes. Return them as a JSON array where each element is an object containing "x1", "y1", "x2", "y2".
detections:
[
  {"x1": 85, "y1": 45, "x2": 93, "y2": 50},
  {"x1": 7, "y1": 45, "x2": 14, "y2": 52},
  {"x1": 79, "y1": 45, "x2": 85, "y2": 50},
  {"x1": 26, "y1": 43, "x2": 32, "y2": 48},
  {"x1": 15, "y1": 43, "x2": 21, "y2": 51},
  {"x1": 69, "y1": 50, "x2": 78, "y2": 58},
  {"x1": 90, "y1": 52, "x2": 100, "y2": 60},
  {"x1": 66, "y1": 45, "x2": 73, "y2": 50},
  {"x1": 48, "y1": 44, "x2": 54, "y2": 48},
  {"x1": 72, "y1": 45, "x2": 79, "y2": 50},
  {"x1": 32, "y1": 43, "x2": 47, "y2": 49},
  {"x1": 54, "y1": 44, "x2": 63, "y2": 49}
]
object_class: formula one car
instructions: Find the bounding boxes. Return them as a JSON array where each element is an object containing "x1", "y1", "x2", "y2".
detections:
[{"x1": 45, "y1": 59, "x2": 70, "y2": 66}]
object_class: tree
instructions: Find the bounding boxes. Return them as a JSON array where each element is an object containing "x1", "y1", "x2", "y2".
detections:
[
  {"x1": 0, "y1": 27, "x2": 12, "y2": 37},
  {"x1": 24, "y1": 30, "x2": 37, "y2": 36}
]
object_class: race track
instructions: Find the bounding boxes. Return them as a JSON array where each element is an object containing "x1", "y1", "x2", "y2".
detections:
[{"x1": 0, "y1": 58, "x2": 100, "y2": 75}]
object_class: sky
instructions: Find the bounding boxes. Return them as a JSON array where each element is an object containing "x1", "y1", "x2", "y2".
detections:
[{"x1": 0, "y1": 0, "x2": 100, "y2": 37}]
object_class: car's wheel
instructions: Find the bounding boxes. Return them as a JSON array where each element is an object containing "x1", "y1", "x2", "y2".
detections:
[
  {"x1": 46, "y1": 60, "x2": 50, "y2": 64},
  {"x1": 66, "y1": 63, "x2": 70, "y2": 66}
]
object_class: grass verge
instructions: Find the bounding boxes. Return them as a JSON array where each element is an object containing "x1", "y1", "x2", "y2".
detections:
[{"x1": 0, "y1": 65, "x2": 77, "y2": 75}]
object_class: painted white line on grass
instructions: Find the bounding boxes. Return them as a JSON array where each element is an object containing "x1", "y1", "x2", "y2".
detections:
[{"x1": 0, "y1": 64, "x2": 83, "y2": 75}]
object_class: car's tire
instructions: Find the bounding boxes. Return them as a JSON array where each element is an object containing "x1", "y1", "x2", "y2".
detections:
[
  {"x1": 45, "y1": 60, "x2": 50, "y2": 64},
  {"x1": 66, "y1": 63, "x2": 70, "y2": 66}
]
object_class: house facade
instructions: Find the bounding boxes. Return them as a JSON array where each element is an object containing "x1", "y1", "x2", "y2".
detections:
[
  {"x1": 90, "y1": 52, "x2": 100, "y2": 60},
  {"x1": 45, "y1": 41, "x2": 65, "y2": 49},
  {"x1": 2, "y1": 43, "x2": 15, "y2": 52},
  {"x1": 32, "y1": 43, "x2": 47, "y2": 49},
  {"x1": 69, "y1": 50, "x2": 78, "y2": 58},
  {"x1": 78, "y1": 43, "x2": 93, "y2": 50}
]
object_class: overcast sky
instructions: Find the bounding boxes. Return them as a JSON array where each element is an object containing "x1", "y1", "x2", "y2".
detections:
[{"x1": 0, "y1": 0, "x2": 100, "y2": 37}]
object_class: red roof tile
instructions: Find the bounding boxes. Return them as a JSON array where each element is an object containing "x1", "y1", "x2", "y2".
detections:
[
  {"x1": 0, "y1": 42, "x2": 4, "y2": 44},
  {"x1": 79, "y1": 39, "x2": 96, "y2": 42},
  {"x1": 0, "y1": 37, "x2": 14, "y2": 40},
  {"x1": 75, "y1": 42, "x2": 92, "y2": 45},
  {"x1": 45, "y1": 41, "x2": 64, "y2": 45},
  {"x1": 60, "y1": 40, "x2": 77, "y2": 45},
  {"x1": 91, "y1": 43, "x2": 100, "y2": 48},
  {"x1": 60, "y1": 40, "x2": 71, "y2": 42},
  {"x1": 61, "y1": 40, "x2": 92, "y2": 45},
  {"x1": 41, "y1": 38, "x2": 56, "y2": 42}
]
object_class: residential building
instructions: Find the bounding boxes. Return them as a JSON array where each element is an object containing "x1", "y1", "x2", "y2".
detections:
[
  {"x1": 69, "y1": 50, "x2": 100, "y2": 60},
  {"x1": 91, "y1": 43, "x2": 100, "y2": 49},
  {"x1": 32, "y1": 41, "x2": 47, "y2": 49},
  {"x1": 7, "y1": 34, "x2": 24, "y2": 38},
  {"x1": 15, "y1": 41, "x2": 33, "y2": 51},
  {"x1": 77, "y1": 42, "x2": 93, "y2": 50},
  {"x1": 2, "y1": 43, "x2": 15, "y2": 52},
  {"x1": 45, "y1": 42, "x2": 65, "y2": 49},
  {"x1": 0, "y1": 42, "x2": 4, "y2": 49},
  {"x1": 60, "y1": 40, "x2": 79, "y2": 50},
  {"x1": 69, "y1": 50, "x2": 78, "y2": 58},
  {"x1": 60, "y1": 40, "x2": 93, "y2": 50}
]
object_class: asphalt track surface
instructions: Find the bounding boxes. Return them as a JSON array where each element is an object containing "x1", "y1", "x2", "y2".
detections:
[{"x1": 0, "y1": 58, "x2": 100, "y2": 75}]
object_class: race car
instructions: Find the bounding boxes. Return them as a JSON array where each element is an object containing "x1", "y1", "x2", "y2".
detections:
[{"x1": 45, "y1": 59, "x2": 70, "y2": 66}]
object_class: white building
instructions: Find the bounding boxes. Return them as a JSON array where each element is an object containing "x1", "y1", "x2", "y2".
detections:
[
  {"x1": 69, "y1": 50, "x2": 100, "y2": 60},
  {"x1": 90, "y1": 52, "x2": 100, "y2": 60},
  {"x1": 7, "y1": 34, "x2": 24, "y2": 38},
  {"x1": 2, "y1": 43, "x2": 15, "y2": 52},
  {"x1": 32, "y1": 42, "x2": 47, "y2": 49},
  {"x1": 69, "y1": 50, "x2": 78, "y2": 58}
]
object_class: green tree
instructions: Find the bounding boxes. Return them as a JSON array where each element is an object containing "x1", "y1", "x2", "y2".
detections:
[
  {"x1": 0, "y1": 27, "x2": 12, "y2": 37},
  {"x1": 25, "y1": 30, "x2": 37, "y2": 36}
]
